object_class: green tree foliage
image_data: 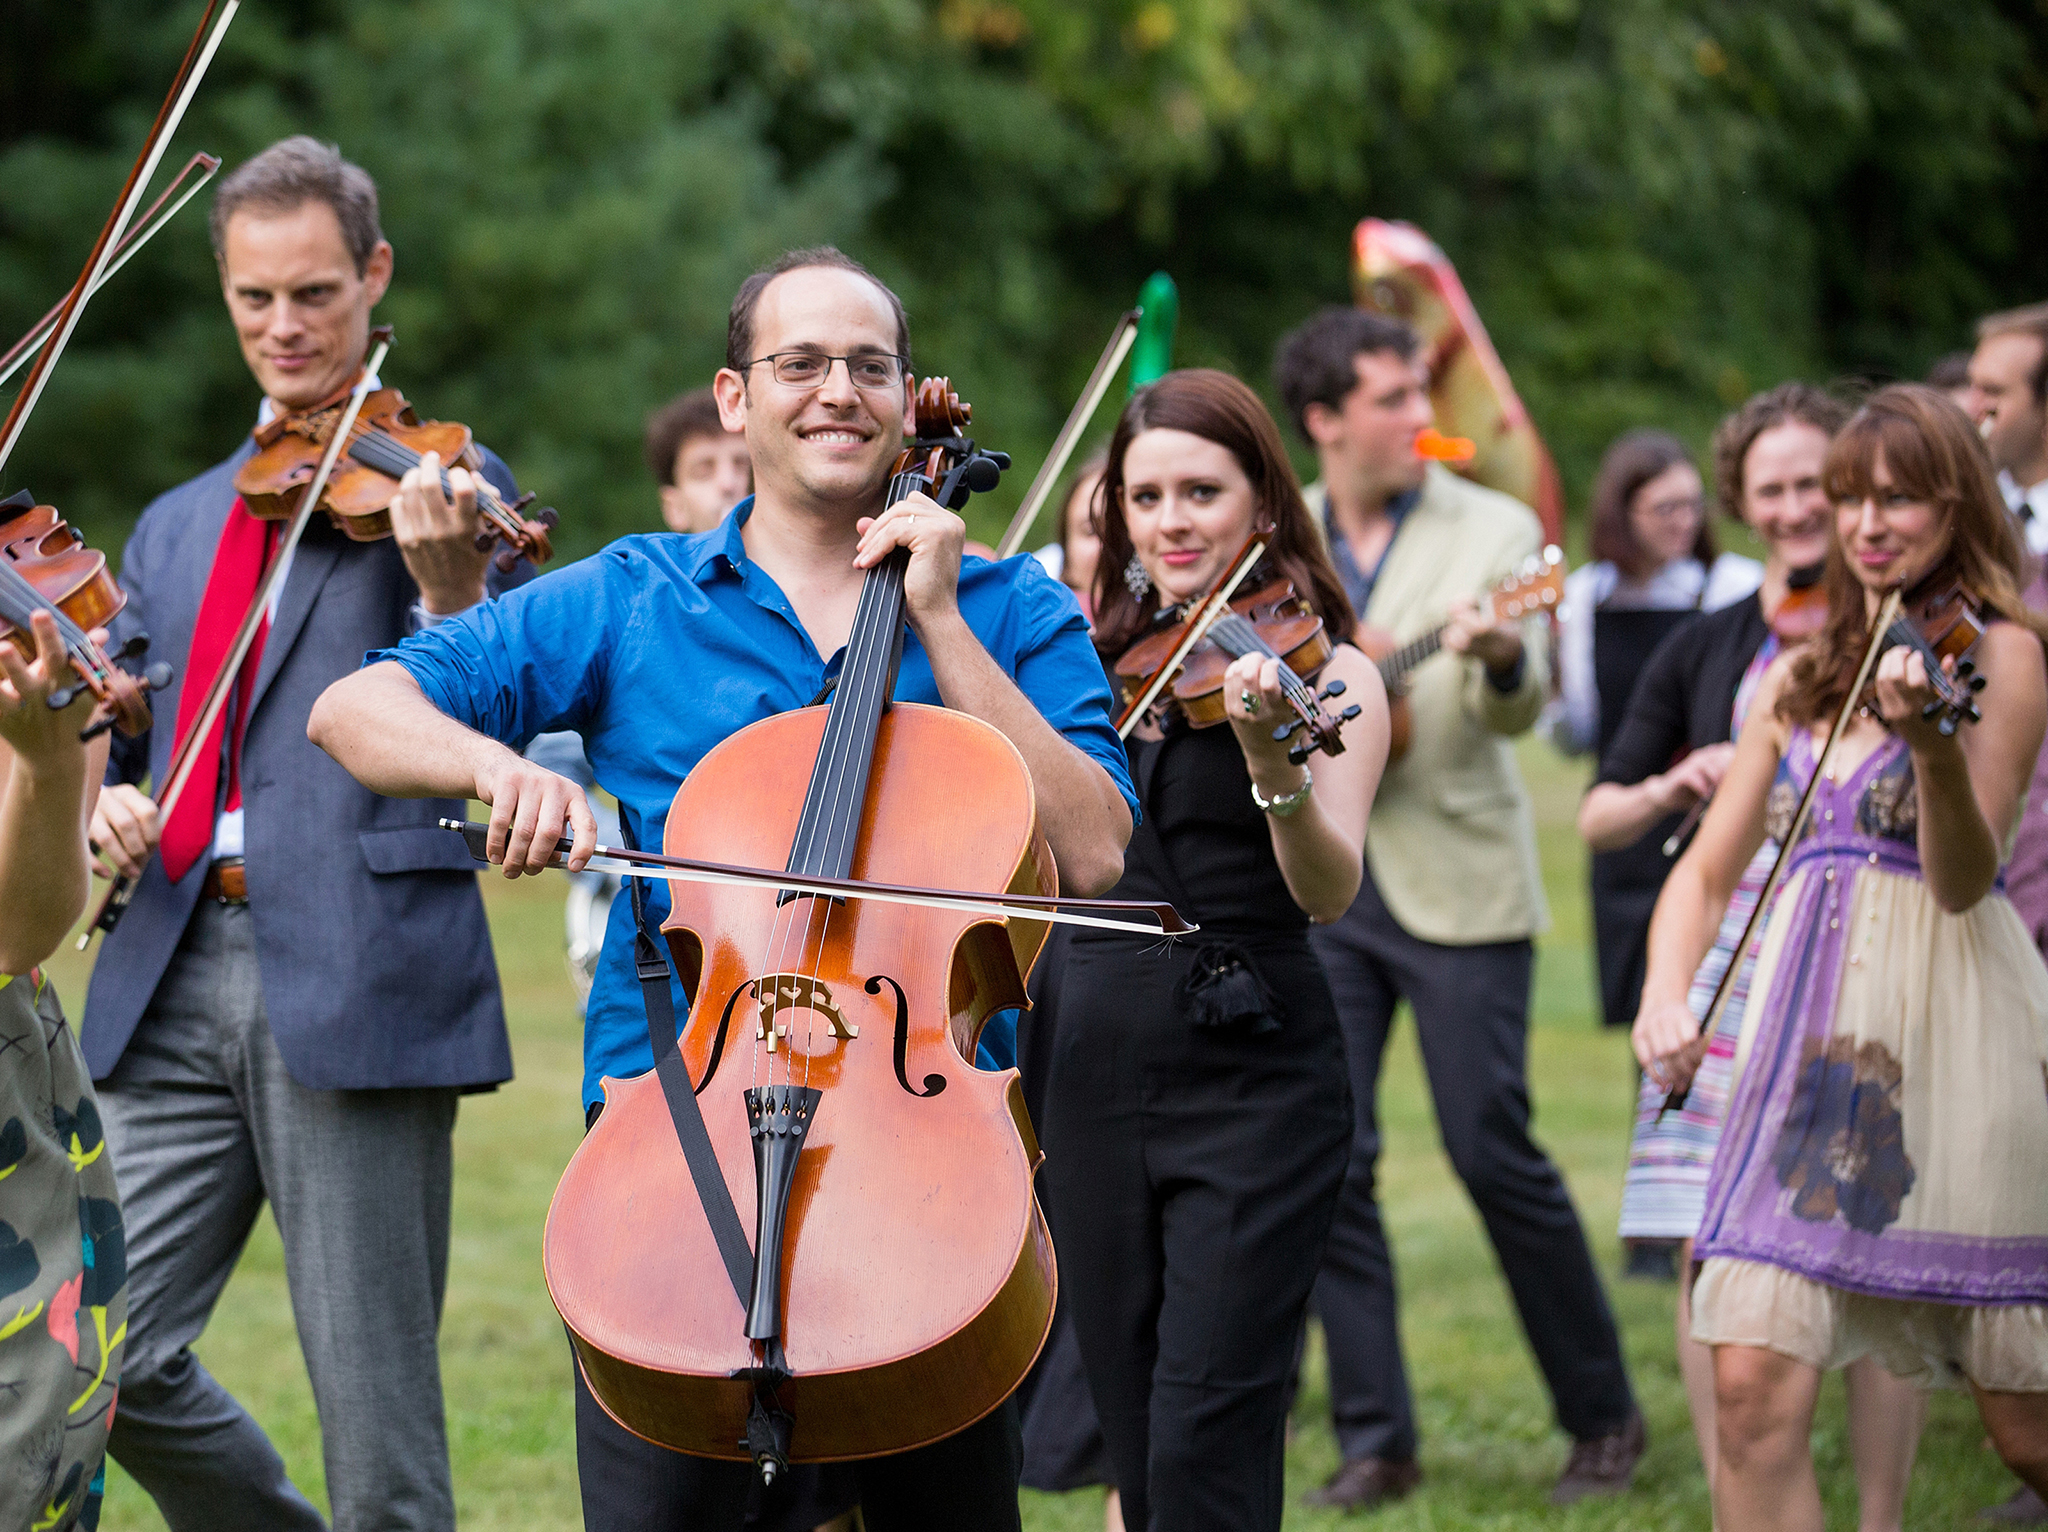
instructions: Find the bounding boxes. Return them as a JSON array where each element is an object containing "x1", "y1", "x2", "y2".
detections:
[{"x1": 4, "y1": 0, "x2": 2044, "y2": 557}]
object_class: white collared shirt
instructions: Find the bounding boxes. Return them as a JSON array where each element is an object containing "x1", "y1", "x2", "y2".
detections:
[{"x1": 1998, "y1": 469, "x2": 2048, "y2": 556}]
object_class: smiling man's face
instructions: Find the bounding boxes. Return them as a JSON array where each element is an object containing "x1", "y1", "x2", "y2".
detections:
[
  {"x1": 719, "y1": 266, "x2": 914, "y2": 517},
  {"x1": 218, "y1": 200, "x2": 391, "y2": 412}
]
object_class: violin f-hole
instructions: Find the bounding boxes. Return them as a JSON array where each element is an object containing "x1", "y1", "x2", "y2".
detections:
[{"x1": 868, "y1": 974, "x2": 946, "y2": 1098}]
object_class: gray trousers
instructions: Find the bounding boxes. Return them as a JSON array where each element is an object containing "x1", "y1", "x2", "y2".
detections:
[{"x1": 98, "y1": 902, "x2": 459, "y2": 1532}]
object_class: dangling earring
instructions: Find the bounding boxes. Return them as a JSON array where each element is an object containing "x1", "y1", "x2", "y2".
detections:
[{"x1": 1123, "y1": 554, "x2": 1152, "y2": 599}]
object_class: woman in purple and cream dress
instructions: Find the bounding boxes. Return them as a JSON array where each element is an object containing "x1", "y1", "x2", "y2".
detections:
[{"x1": 1636, "y1": 385, "x2": 2048, "y2": 1524}]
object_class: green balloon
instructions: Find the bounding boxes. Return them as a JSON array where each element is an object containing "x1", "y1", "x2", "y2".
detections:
[{"x1": 1129, "y1": 272, "x2": 1179, "y2": 392}]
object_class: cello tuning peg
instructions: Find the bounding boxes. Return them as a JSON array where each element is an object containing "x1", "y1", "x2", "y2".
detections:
[
  {"x1": 1320, "y1": 678, "x2": 1347, "y2": 699},
  {"x1": 143, "y1": 662, "x2": 174, "y2": 692}
]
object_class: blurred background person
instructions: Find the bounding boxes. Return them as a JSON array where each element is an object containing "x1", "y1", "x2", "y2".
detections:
[
  {"x1": 646, "y1": 385, "x2": 753, "y2": 534},
  {"x1": 1927, "y1": 350, "x2": 1976, "y2": 412},
  {"x1": 1275, "y1": 307, "x2": 1643, "y2": 1510},
  {"x1": 535, "y1": 384, "x2": 757, "y2": 1007},
  {"x1": 1588, "y1": 386, "x2": 1927, "y2": 1522},
  {"x1": 1967, "y1": 304, "x2": 2048, "y2": 553},
  {"x1": 1971, "y1": 301, "x2": 2048, "y2": 1529},
  {"x1": 1554, "y1": 432, "x2": 1762, "y2": 1043},
  {"x1": 1032, "y1": 451, "x2": 1107, "y2": 624},
  {"x1": 1018, "y1": 441, "x2": 1121, "y2": 1532}
]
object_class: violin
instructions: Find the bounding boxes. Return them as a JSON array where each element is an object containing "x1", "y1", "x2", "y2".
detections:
[
  {"x1": 1875, "y1": 572, "x2": 1989, "y2": 736},
  {"x1": 544, "y1": 378, "x2": 1059, "y2": 1481},
  {"x1": 1113, "y1": 542, "x2": 1360, "y2": 763},
  {"x1": 1767, "y1": 562, "x2": 1829, "y2": 641},
  {"x1": 0, "y1": 497, "x2": 169, "y2": 741},
  {"x1": 235, "y1": 350, "x2": 557, "y2": 571}
]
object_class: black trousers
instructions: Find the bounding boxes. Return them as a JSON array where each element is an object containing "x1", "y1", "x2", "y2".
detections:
[
  {"x1": 1307, "y1": 870, "x2": 1635, "y2": 1461},
  {"x1": 572, "y1": 1351, "x2": 1022, "y2": 1530},
  {"x1": 1043, "y1": 933, "x2": 1350, "y2": 1532}
]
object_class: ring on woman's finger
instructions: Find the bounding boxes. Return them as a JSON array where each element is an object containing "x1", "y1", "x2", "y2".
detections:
[{"x1": 1240, "y1": 690, "x2": 1260, "y2": 715}]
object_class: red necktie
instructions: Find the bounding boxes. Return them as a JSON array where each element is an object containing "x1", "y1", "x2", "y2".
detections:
[{"x1": 160, "y1": 499, "x2": 277, "y2": 883}]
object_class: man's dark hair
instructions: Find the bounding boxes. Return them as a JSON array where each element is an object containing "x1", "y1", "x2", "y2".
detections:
[
  {"x1": 1924, "y1": 351, "x2": 1973, "y2": 392},
  {"x1": 210, "y1": 136, "x2": 382, "y2": 276},
  {"x1": 1272, "y1": 307, "x2": 1422, "y2": 443},
  {"x1": 1976, "y1": 301, "x2": 2048, "y2": 406},
  {"x1": 726, "y1": 247, "x2": 910, "y2": 375},
  {"x1": 643, "y1": 388, "x2": 731, "y2": 486}
]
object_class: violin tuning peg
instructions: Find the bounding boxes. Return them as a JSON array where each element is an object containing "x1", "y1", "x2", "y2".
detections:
[
  {"x1": 1340, "y1": 703, "x2": 1362, "y2": 722},
  {"x1": 1969, "y1": 674, "x2": 1987, "y2": 692},
  {"x1": 473, "y1": 531, "x2": 496, "y2": 553},
  {"x1": 46, "y1": 685, "x2": 79, "y2": 712},
  {"x1": 143, "y1": 662, "x2": 174, "y2": 692},
  {"x1": 494, "y1": 549, "x2": 519, "y2": 574},
  {"x1": 114, "y1": 633, "x2": 151, "y2": 661},
  {"x1": 1320, "y1": 678, "x2": 1347, "y2": 699},
  {"x1": 990, "y1": 451, "x2": 1012, "y2": 471},
  {"x1": 77, "y1": 715, "x2": 115, "y2": 744},
  {"x1": 537, "y1": 506, "x2": 560, "y2": 529},
  {"x1": 1287, "y1": 744, "x2": 1311, "y2": 765},
  {"x1": 1271, "y1": 718, "x2": 1306, "y2": 744}
]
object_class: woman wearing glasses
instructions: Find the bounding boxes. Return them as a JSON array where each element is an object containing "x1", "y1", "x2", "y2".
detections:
[{"x1": 1553, "y1": 431, "x2": 1763, "y2": 1036}]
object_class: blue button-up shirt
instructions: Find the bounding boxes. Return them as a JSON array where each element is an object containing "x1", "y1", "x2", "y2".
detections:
[{"x1": 370, "y1": 499, "x2": 1137, "y2": 1106}]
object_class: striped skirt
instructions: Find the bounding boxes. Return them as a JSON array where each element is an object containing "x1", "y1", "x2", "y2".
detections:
[{"x1": 1617, "y1": 841, "x2": 1774, "y2": 1241}]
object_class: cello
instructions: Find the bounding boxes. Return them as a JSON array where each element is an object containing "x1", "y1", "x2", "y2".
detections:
[{"x1": 545, "y1": 378, "x2": 1062, "y2": 1479}]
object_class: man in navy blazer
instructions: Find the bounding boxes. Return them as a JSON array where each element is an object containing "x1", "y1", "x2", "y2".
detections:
[{"x1": 83, "y1": 137, "x2": 520, "y2": 1532}]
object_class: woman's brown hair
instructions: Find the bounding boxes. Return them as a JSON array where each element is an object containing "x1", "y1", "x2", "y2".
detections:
[
  {"x1": 1711, "y1": 382, "x2": 1850, "y2": 520},
  {"x1": 1090, "y1": 369, "x2": 1355, "y2": 659},
  {"x1": 1588, "y1": 429, "x2": 1714, "y2": 578},
  {"x1": 1776, "y1": 383, "x2": 2048, "y2": 725}
]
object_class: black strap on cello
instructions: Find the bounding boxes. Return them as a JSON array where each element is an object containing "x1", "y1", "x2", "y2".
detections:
[{"x1": 619, "y1": 814, "x2": 755, "y2": 1310}]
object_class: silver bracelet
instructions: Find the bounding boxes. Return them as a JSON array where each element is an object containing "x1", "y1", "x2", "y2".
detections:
[{"x1": 1251, "y1": 766, "x2": 1313, "y2": 818}]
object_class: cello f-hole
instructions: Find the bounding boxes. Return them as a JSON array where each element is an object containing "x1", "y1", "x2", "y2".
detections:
[{"x1": 869, "y1": 974, "x2": 946, "y2": 1098}]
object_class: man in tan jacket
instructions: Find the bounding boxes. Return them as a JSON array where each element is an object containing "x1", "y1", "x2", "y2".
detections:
[{"x1": 1275, "y1": 309, "x2": 1641, "y2": 1508}]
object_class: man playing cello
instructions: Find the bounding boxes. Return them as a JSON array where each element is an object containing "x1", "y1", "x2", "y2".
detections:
[{"x1": 309, "y1": 247, "x2": 1136, "y2": 1528}]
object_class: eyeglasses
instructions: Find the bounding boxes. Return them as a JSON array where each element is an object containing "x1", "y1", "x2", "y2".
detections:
[
  {"x1": 1641, "y1": 495, "x2": 1705, "y2": 521},
  {"x1": 744, "y1": 352, "x2": 908, "y2": 391}
]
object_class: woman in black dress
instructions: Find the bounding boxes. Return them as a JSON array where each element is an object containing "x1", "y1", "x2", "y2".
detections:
[{"x1": 1042, "y1": 369, "x2": 1389, "y2": 1531}]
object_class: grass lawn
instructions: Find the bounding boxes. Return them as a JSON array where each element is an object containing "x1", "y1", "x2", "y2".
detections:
[{"x1": 49, "y1": 740, "x2": 2018, "y2": 1529}]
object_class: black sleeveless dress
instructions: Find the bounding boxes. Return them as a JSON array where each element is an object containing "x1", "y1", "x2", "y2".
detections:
[{"x1": 1041, "y1": 718, "x2": 1351, "y2": 1532}]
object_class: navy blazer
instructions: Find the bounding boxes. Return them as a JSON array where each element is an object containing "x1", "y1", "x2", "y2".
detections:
[{"x1": 83, "y1": 435, "x2": 521, "y2": 1091}]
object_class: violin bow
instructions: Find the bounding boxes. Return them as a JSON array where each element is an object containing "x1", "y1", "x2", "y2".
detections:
[
  {"x1": 0, "y1": 153, "x2": 224, "y2": 389},
  {"x1": 80, "y1": 336, "x2": 391, "y2": 948},
  {"x1": 1114, "y1": 537, "x2": 1269, "y2": 738},
  {"x1": 438, "y1": 821, "x2": 1197, "y2": 938},
  {"x1": 1659, "y1": 587, "x2": 1902, "y2": 1116},
  {"x1": 992, "y1": 309, "x2": 1140, "y2": 560},
  {"x1": 0, "y1": 1, "x2": 239, "y2": 479}
]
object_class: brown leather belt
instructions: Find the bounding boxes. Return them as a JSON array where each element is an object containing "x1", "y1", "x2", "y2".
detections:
[{"x1": 201, "y1": 857, "x2": 248, "y2": 904}]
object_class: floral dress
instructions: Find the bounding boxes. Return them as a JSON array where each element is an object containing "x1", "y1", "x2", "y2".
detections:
[
  {"x1": 1692, "y1": 728, "x2": 2048, "y2": 1390},
  {"x1": 0, "y1": 971, "x2": 126, "y2": 1530}
]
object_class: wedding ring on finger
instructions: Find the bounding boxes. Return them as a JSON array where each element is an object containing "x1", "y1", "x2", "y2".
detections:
[{"x1": 1240, "y1": 689, "x2": 1260, "y2": 716}]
